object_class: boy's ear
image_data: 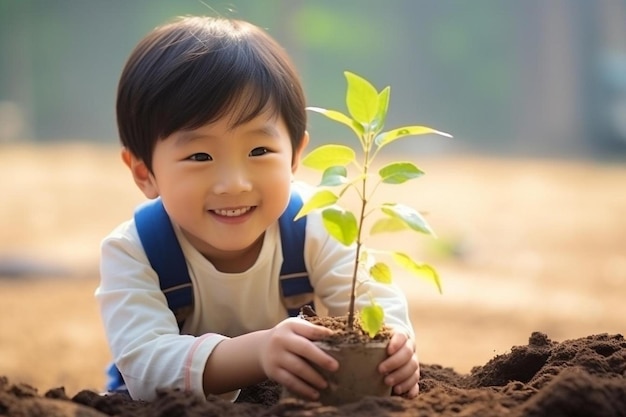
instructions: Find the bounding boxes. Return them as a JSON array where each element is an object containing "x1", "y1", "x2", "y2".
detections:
[
  {"x1": 121, "y1": 148, "x2": 159, "y2": 199},
  {"x1": 291, "y1": 131, "x2": 310, "y2": 173}
]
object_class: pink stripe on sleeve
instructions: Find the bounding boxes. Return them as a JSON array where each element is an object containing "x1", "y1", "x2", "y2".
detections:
[{"x1": 184, "y1": 333, "x2": 221, "y2": 391}]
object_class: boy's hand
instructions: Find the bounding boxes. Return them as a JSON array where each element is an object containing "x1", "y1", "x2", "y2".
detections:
[
  {"x1": 379, "y1": 331, "x2": 420, "y2": 398},
  {"x1": 259, "y1": 318, "x2": 338, "y2": 401}
]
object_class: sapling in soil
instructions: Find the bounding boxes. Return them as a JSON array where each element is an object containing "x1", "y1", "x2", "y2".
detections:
[
  {"x1": 296, "y1": 71, "x2": 450, "y2": 338},
  {"x1": 286, "y1": 71, "x2": 452, "y2": 405}
]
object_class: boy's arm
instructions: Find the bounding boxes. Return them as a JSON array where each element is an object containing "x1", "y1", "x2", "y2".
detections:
[
  {"x1": 98, "y1": 225, "x2": 228, "y2": 400},
  {"x1": 203, "y1": 318, "x2": 337, "y2": 401},
  {"x1": 99, "y1": 223, "x2": 338, "y2": 401}
]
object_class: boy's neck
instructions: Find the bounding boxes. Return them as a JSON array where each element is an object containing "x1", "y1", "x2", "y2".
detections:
[{"x1": 203, "y1": 233, "x2": 265, "y2": 273}]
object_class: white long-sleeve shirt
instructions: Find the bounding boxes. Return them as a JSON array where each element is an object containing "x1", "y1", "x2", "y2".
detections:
[{"x1": 96, "y1": 182, "x2": 415, "y2": 401}]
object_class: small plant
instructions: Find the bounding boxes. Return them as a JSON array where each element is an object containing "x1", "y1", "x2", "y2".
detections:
[{"x1": 296, "y1": 71, "x2": 451, "y2": 338}]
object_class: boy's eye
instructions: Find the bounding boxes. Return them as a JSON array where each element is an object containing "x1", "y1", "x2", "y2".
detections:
[
  {"x1": 187, "y1": 153, "x2": 212, "y2": 162},
  {"x1": 249, "y1": 147, "x2": 269, "y2": 157}
]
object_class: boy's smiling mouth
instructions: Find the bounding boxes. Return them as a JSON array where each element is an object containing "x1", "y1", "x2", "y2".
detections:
[{"x1": 211, "y1": 206, "x2": 254, "y2": 217}]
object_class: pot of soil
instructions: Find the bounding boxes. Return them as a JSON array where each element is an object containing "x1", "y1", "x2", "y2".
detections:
[
  {"x1": 312, "y1": 339, "x2": 391, "y2": 405},
  {"x1": 284, "y1": 72, "x2": 447, "y2": 406},
  {"x1": 283, "y1": 312, "x2": 393, "y2": 406}
]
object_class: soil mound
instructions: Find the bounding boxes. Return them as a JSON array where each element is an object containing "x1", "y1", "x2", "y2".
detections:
[{"x1": 1, "y1": 332, "x2": 625, "y2": 417}]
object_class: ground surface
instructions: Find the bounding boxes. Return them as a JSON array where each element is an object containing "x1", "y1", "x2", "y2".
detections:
[{"x1": 1, "y1": 143, "x2": 625, "y2": 415}]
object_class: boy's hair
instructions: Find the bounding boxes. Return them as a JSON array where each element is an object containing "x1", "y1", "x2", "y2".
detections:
[{"x1": 116, "y1": 16, "x2": 307, "y2": 171}]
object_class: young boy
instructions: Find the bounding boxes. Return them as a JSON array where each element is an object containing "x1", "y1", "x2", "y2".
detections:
[{"x1": 96, "y1": 15, "x2": 419, "y2": 403}]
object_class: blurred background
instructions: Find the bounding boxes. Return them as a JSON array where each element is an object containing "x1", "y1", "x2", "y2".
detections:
[
  {"x1": 2, "y1": 0, "x2": 626, "y2": 157},
  {"x1": 0, "y1": 0, "x2": 625, "y2": 396}
]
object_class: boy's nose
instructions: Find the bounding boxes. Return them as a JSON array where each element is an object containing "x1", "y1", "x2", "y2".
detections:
[{"x1": 212, "y1": 163, "x2": 253, "y2": 194}]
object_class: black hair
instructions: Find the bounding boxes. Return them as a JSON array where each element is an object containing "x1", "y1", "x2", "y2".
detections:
[{"x1": 116, "y1": 16, "x2": 306, "y2": 171}]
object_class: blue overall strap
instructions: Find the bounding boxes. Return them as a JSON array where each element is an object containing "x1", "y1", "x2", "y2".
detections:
[
  {"x1": 278, "y1": 191, "x2": 315, "y2": 317},
  {"x1": 134, "y1": 197, "x2": 193, "y2": 327},
  {"x1": 105, "y1": 197, "x2": 194, "y2": 393},
  {"x1": 105, "y1": 192, "x2": 312, "y2": 392}
]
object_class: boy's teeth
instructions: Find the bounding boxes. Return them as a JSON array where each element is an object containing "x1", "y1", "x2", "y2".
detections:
[{"x1": 214, "y1": 207, "x2": 251, "y2": 217}]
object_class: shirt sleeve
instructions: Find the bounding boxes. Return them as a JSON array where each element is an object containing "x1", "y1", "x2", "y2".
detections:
[{"x1": 95, "y1": 221, "x2": 232, "y2": 401}]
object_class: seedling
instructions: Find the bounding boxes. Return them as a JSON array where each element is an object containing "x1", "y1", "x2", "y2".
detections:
[{"x1": 295, "y1": 72, "x2": 451, "y2": 337}]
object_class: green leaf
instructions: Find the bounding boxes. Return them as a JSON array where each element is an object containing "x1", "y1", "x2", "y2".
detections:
[
  {"x1": 360, "y1": 303, "x2": 385, "y2": 338},
  {"x1": 381, "y1": 203, "x2": 435, "y2": 236},
  {"x1": 345, "y1": 71, "x2": 380, "y2": 126},
  {"x1": 307, "y1": 107, "x2": 364, "y2": 138},
  {"x1": 321, "y1": 207, "x2": 357, "y2": 246},
  {"x1": 370, "y1": 262, "x2": 392, "y2": 284},
  {"x1": 369, "y1": 217, "x2": 409, "y2": 235},
  {"x1": 371, "y1": 86, "x2": 390, "y2": 133},
  {"x1": 378, "y1": 162, "x2": 424, "y2": 184},
  {"x1": 319, "y1": 166, "x2": 348, "y2": 186},
  {"x1": 391, "y1": 253, "x2": 442, "y2": 294},
  {"x1": 375, "y1": 125, "x2": 452, "y2": 149},
  {"x1": 302, "y1": 144, "x2": 356, "y2": 171},
  {"x1": 294, "y1": 190, "x2": 338, "y2": 220}
]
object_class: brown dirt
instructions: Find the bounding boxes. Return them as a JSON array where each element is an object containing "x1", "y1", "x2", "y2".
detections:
[
  {"x1": 302, "y1": 310, "x2": 394, "y2": 345},
  {"x1": 2, "y1": 332, "x2": 625, "y2": 416},
  {"x1": 1, "y1": 144, "x2": 625, "y2": 416}
]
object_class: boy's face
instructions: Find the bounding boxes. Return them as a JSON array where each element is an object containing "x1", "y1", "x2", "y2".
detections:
[{"x1": 125, "y1": 109, "x2": 308, "y2": 270}]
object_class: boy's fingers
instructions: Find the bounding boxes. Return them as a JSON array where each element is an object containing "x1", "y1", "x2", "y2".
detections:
[
  {"x1": 379, "y1": 344, "x2": 413, "y2": 374},
  {"x1": 307, "y1": 343, "x2": 339, "y2": 372},
  {"x1": 387, "y1": 331, "x2": 409, "y2": 355},
  {"x1": 283, "y1": 319, "x2": 339, "y2": 372},
  {"x1": 275, "y1": 367, "x2": 321, "y2": 401},
  {"x1": 280, "y1": 352, "x2": 329, "y2": 390},
  {"x1": 384, "y1": 358, "x2": 419, "y2": 386},
  {"x1": 397, "y1": 381, "x2": 420, "y2": 398},
  {"x1": 291, "y1": 319, "x2": 335, "y2": 340}
]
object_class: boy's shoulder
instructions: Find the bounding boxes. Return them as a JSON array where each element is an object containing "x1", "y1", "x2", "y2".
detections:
[
  {"x1": 102, "y1": 218, "x2": 140, "y2": 246},
  {"x1": 291, "y1": 180, "x2": 316, "y2": 201},
  {"x1": 100, "y1": 214, "x2": 162, "y2": 265}
]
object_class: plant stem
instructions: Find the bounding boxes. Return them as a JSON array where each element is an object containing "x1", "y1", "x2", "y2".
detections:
[{"x1": 347, "y1": 131, "x2": 372, "y2": 331}]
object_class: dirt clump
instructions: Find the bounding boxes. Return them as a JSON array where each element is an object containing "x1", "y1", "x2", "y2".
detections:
[{"x1": 1, "y1": 332, "x2": 625, "y2": 417}]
